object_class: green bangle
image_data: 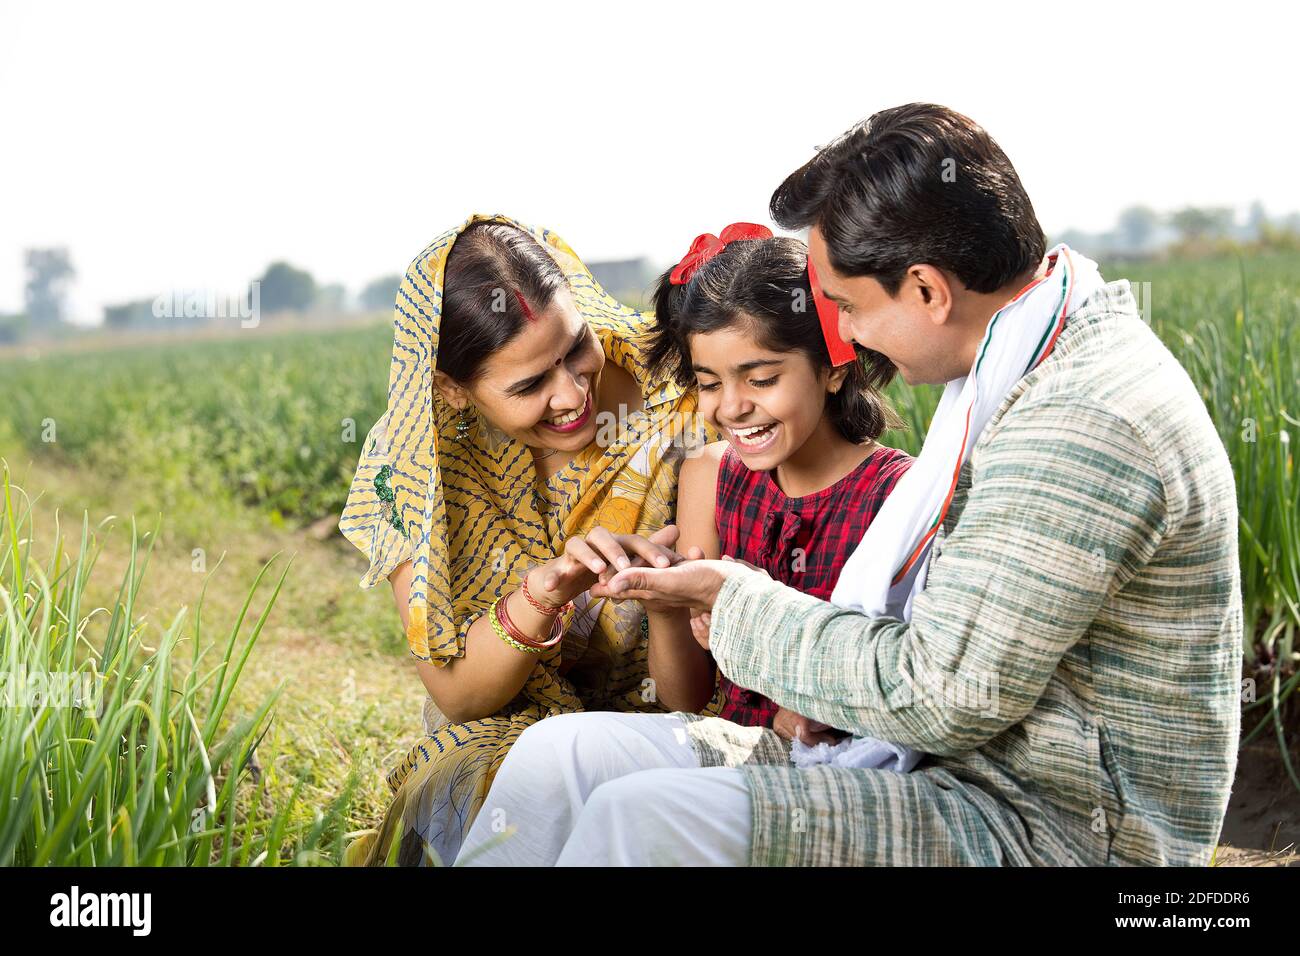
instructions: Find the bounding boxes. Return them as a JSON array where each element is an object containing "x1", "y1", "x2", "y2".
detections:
[{"x1": 489, "y1": 598, "x2": 545, "y2": 654}]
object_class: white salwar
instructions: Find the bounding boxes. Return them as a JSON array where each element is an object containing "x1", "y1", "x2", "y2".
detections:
[{"x1": 456, "y1": 712, "x2": 752, "y2": 866}]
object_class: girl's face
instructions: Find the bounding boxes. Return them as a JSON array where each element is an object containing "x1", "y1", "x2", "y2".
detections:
[
  {"x1": 689, "y1": 320, "x2": 844, "y2": 471},
  {"x1": 435, "y1": 286, "x2": 606, "y2": 453}
]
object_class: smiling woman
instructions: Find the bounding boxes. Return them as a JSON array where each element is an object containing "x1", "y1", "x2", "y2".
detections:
[
  {"x1": 337, "y1": 214, "x2": 715, "y2": 865},
  {"x1": 430, "y1": 225, "x2": 642, "y2": 479}
]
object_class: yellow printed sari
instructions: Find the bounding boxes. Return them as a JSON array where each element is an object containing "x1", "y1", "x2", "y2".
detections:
[{"x1": 338, "y1": 213, "x2": 714, "y2": 865}]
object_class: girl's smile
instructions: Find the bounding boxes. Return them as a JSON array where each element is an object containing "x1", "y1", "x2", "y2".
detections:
[{"x1": 728, "y1": 420, "x2": 781, "y2": 455}]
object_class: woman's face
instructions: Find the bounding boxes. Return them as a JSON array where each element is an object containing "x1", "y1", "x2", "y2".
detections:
[
  {"x1": 688, "y1": 320, "x2": 844, "y2": 471},
  {"x1": 450, "y1": 286, "x2": 606, "y2": 452}
]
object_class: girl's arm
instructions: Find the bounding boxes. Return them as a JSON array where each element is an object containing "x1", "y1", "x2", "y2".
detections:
[{"x1": 646, "y1": 441, "x2": 725, "y2": 713}]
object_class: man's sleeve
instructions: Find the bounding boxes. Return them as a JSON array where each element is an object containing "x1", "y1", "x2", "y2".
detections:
[{"x1": 708, "y1": 396, "x2": 1169, "y2": 756}]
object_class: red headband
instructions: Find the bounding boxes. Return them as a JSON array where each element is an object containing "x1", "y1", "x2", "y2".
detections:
[
  {"x1": 668, "y1": 222, "x2": 773, "y2": 285},
  {"x1": 807, "y1": 256, "x2": 857, "y2": 366}
]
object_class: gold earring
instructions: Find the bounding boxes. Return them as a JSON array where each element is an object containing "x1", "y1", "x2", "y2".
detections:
[{"x1": 455, "y1": 405, "x2": 473, "y2": 439}]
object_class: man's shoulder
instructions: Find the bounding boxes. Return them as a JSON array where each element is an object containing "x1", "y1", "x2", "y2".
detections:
[
  {"x1": 989, "y1": 283, "x2": 1235, "y2": 525},
  {"x1": 998, "y1": 283, "x2": 1193, "y2": 431}
]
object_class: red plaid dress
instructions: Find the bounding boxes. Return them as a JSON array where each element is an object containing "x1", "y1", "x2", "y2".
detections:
[{"x1": 713, "y1": 442, "x2": 913, "y2": 728}]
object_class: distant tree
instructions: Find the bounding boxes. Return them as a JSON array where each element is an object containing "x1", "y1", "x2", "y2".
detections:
[
  {"x1": 255, "y1": 261, "x2": 316, "y2": 313},
  {"x1": 360, "y1": 274, "x2": 401, "y2": 311},
  {"x1": 1244, "y1": 201, "x2": 1268, "y2": 241},
  {"x1": 24, "y1": 247, "x2": 75, "y2": 326},
  {"x1": 315, "y1": 283, "x2": 347, "y2": 312},
  {"x1": 103, "y1": 298, "x2": 157, "y2": 330},
  {"x1": 1170, "y1": 206, "x2": 1234, "y2": 243},
  {"x1": 0, "y1": 312, "x2": 28, "y2": 345},
  {"x1": 1054, "y1": 229, "x2": 1105, "y2": 257},
  {"x1": 1116, "y1": 206, "x2": 1159, "y2": 253}
]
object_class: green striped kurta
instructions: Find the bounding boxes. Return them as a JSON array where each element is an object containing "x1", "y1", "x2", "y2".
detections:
[{"x1": 692, "y1": 279, "x2": 1243, "y2": 866}]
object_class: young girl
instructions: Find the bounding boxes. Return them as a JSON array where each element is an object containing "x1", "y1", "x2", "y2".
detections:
[{"x1": 642, "y1": 224, "x2": 912, "y2": 743}]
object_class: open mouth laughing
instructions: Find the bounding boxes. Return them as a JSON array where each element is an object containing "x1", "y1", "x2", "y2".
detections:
[
  {"x1": 728, "y1": 421, "x2": 780, "y2": 453},
  {"x1": 539, "y1": 389, "x2": 593, "y2": 434}
]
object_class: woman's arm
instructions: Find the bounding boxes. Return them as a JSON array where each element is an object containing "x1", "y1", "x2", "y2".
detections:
[
  {"x1": 645, "y1": 442, "x2": 725, "y2": 713},
  {"x1": 390, "y1": 530, "x2": 684, "y2": 725},
  {"x1": 388, "y1": 561, "x2": 547, "y2": 725}
]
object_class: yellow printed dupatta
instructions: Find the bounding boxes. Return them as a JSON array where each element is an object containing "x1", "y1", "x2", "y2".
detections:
[{"x1": 338, "y1": 213, "x2": 714, "y2": 864}]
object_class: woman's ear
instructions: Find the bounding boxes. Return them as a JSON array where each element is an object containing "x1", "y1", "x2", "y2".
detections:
[{"x1": 432, "y1": 369, "x2": 469, "y2": 409}]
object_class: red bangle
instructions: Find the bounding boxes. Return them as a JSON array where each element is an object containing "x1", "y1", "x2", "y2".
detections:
[
  {"x1": 521, "y1": 573, "x2": 573, "y2": 617},
  {"x1": 498, "y1": 591, "x2": 564, "y2": 650}
]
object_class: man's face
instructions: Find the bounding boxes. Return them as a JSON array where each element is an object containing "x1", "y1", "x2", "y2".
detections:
[{"x1": 808, "y1": 226, "x2": 951, "y2": 386}]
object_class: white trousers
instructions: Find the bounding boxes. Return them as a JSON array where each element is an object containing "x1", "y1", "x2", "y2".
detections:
[{"x1": 456, "y1": 712, "x2": 752, "y2": 866}]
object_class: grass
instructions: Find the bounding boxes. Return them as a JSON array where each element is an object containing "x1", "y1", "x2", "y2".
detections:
[
  {"x1": 5, "y1": 452, "x2": 428, "y2": 863},
  {"x1": 0, "y1": 321, "x2": 391, "y2": 538},
  {"x1": 0, "y1": 464, "x2": 362, "y2": 864}
]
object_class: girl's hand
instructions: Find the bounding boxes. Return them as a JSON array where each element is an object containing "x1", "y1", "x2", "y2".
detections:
[
  {"x1": 687, "y1": 608, "x2": 712, "y2": 649},
  {"x1": 721, "y1": 553, "x2": 769, "y2": 577},
  {"x1": 536, "y1": 526, "x2": 684, "y2": 606},
  {"x1": 772, "y1": 707, "x2": 839, "y2": 747}
]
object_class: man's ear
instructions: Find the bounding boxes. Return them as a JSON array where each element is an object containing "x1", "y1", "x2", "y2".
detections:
[
  {"x1": 908, "y1": 264, "x2": 954, "y2": 326},
  {"x1": 432, "y1": 369, "x2": 469, "y2": 409}
]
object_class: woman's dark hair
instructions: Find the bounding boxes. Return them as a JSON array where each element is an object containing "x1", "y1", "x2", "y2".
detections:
[
  {"x1": 647, "y1": 236, "x2": 899, "y2": 444},
  {"x1": 437, "y1": 221, "x2": 568, "y2": 383},
  {"x1": 770, "y1": 103, "x2": 1045, "y2": 295}
]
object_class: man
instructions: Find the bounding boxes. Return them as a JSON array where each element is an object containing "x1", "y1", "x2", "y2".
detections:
[{"x1": 456, "y1": 103, "x2": 1242, "y2": 867}]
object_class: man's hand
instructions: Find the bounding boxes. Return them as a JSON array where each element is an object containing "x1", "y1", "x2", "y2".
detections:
[
  {"x1": 593, "y1": 556, "x2": 750, "y2": 616},
  {"x1": 594, "y1": 553, "x2": 769, "y2": 649},
  {"x1": 772, "y1": 707, "x2": 840, "y2": 747},
  {"x1": 537, "y1": 526, "x2": 683, "y2": 604}
]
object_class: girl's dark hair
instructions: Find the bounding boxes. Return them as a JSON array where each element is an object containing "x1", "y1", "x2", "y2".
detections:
[
  {"x1": 770, "y1": 103, "x2": 1045, "y2": 295},
  {"x1": 647, "y1": 236, "x2": 899, "y2": 444},
  {"x1": 437, "y1": 221, "x2": 568, "y2": 383}
]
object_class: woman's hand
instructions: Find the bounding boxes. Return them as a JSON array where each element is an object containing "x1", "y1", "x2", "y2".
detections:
[
  {"x1": 533, "y1": 526, "x2": 684, "y2": 606},
  {"x1": 772, "y1": 707, "x2": 840, "y2": 747}
]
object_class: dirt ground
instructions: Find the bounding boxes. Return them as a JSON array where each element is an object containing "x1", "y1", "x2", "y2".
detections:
[{"x1": 1215, "y1": 740, "x2": 1299, "y2": 866}]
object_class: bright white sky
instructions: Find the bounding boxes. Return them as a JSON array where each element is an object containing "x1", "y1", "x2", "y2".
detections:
[{"x1": 1, "y1": 0, "x2": 1295, "y2": 322}]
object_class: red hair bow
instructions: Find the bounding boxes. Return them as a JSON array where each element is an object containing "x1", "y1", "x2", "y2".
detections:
[{"x1": 668, "y1": 222, "x2": 773, "y2": 285}]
